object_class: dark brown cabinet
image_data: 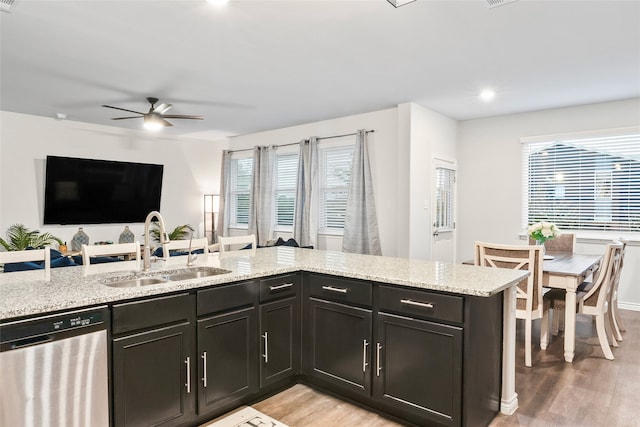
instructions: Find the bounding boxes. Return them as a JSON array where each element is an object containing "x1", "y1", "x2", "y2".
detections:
[
  {"x1": 111, "y1": 293, "x2": 196, "y2": 427},
  {"x1": 374, "y1": 313, "x2": 462, "y2": 426},
  {"x1": 196, "y1": 281, "x2": 259, "y2": 416},
  {"x1": 258, "y1": 273, "x2": 301, "y2": 388},
  {"x1": 304, "y1": 274, "x2": 373, "y2": 397},
  {"x1": 197, "y1": 306, "x2": 258, "y2": 414}
]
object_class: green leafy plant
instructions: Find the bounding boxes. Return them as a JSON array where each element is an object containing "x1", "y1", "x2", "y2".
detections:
[
  {"x1": 0, "y1": 224, "x2": 63, "y2": 251},
  {"x1": 148, "y1": 223, "x2": 194, "y2": 243}
]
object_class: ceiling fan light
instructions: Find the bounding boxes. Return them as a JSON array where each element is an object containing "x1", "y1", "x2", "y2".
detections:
[
  {"x1": 387, "y1": 0, "x2": 416, "y2": 7},
  {"x1": 143, "y1": 115, "x2": 163, "y2": 131}
]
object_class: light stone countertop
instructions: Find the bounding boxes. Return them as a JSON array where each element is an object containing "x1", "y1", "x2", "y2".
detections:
[{"x1": 0, "y1": 247, "x2": 528, "y2": 321}]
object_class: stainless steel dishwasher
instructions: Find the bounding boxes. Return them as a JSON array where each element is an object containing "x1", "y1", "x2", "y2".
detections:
[{"x1": 0, "y1": 306, "x2": 110, "y2": 427}]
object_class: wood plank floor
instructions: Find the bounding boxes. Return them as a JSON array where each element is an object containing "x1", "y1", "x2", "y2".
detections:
[{"x1": 243, "y1": 310, "x2": 640, "y2": 426}]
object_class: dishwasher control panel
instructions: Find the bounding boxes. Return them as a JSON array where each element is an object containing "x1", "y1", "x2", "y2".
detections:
[{"x1": 0, "y1": 306, "x2": 108, "y2": 348}]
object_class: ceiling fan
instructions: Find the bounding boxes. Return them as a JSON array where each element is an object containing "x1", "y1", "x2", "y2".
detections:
[{"x1": 102, "y1": 97, "x2": 204, "y2": 130}]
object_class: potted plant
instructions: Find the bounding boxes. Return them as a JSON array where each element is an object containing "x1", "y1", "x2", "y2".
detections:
[
  {"x1": 148, "y1": 223, "x2": 195, "y2": 243},
  {"x1": 0, "y1": 224, "x2": 63, "y2": 251}
]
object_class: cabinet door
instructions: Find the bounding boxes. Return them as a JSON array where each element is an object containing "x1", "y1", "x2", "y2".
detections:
[
  {"x1": 374, "y1": 313, "x2": 462, "y2": 427},
  {"x1": 197, "y1": 306, "x2": 258, "y2": 415},
  {"x1": 306, "y1": 298, "x2": 372, "y2": 396},
  {"x1": 112, "y1": 323, "x2": 194, "y2": 427},
  {"x1": 260, "y1": 296, "x2": 300, "y2": 388}
]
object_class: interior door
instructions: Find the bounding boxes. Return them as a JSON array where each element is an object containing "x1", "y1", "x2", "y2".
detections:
[{"x1": 432, "y1": 160, "x2": 457, "y2": 263}]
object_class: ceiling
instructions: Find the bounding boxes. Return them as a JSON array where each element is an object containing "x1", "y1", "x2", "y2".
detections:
[{"x1": 1, "y1": 0, "x2": 639, "y2": 139}]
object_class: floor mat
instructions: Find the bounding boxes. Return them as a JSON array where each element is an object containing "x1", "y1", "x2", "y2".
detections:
[{"x1": 204, "y1": 406, "x2": 289, "y2": 427}]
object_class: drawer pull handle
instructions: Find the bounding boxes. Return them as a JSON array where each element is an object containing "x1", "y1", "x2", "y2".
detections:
[
  {"x1": 400, "y1": 299, "x2": 434, "y2": 309},
  {"x1": 322, "y1": 285, "x2": 348, "y2": 294},
  {"x1": 362, "y1": 340, "x2": 369, "y2": 373},
  {"x1": 201, "y1": 352, "x2": 207, "y2": 388},
  {"x1": 185, "y1": 356, "x2": 191, "y2": 394},
  {"x1": 262, "y1": 332, "x2": 269, "y2": 363},
  {"x1": 376, "y1": 342, "x2": 382, "y2": 377},
  {"x1": 269, "y1": 283, "x2": 294, "y2": 292}
]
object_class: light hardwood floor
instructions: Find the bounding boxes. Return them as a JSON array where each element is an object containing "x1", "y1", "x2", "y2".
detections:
[{"x1": 244, "y1": 310, "x2": 640, "y2": 427}]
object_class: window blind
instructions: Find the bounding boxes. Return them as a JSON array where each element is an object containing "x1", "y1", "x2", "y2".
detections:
[
  {"x1": 319, "y1": 145, "x2": 354, "y2": 231},
  {"x1": 522, "y1": 130, "x2": 640, "y2": 233},
  {"x1": 230, "y1": 157, "x2": 253, "y2": 226},
  {"x1": 435, "y1": 167, "x2": 455, "y2": 231},
  {"x1": 274, "y1": 153, "x2": 298, "y2": 227}
]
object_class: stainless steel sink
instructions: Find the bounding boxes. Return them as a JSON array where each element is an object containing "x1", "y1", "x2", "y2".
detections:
[
  {"x1": 104, "y1": 277, "x2": 168, "y2": 288},
  {"x1": 102, "y1": 266, "x2": 231, "y2": 288},
  {"x1": 165, "y1": 266, "x2": 231, "y2": 281}
]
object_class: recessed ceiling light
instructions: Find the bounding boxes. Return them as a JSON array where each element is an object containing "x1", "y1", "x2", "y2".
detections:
[{"x1": 479, "y1": 89, "x2": 496, "y2": 102}]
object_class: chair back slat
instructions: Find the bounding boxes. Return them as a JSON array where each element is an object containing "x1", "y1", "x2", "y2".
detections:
[
  {"x1": 0, "y1": 247, "x2": 51, "y2": 281},
  {"x1": 218, "y1": 234, "x2": 256, "y2": 252}
]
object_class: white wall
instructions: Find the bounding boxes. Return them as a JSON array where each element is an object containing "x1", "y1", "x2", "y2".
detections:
[
  {"x1": 457, "y1": 98, "x2": 640, "y2": 308},
  {"x1": 0, "y1": 111, "x2": 223, "y2": 246}
]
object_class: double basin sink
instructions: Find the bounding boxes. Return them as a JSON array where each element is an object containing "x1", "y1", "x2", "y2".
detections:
[{"x1": 102, "y1": 266, "x2": 231, "y2": 288}]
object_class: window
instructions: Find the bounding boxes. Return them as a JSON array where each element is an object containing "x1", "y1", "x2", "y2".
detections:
[
  {"x1": 229, "y1": 156, "x2": 253, "y2": 227},
  {"x1": 274, "y1": 153, "x2": 298, "y2": 228},
  {"x1": 434, "y1": 166, "x2": 456, "y2": 232},
  {"x1": 522, "y1": 129, "x2": 640, "y2": 232},
  {"x1": 319, "y1": 145, "x2": 354, "y2": 231}
]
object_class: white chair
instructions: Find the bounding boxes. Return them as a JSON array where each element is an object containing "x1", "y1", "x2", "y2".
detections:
[
  {"x1": 162, "y1": 238, "x2": 210, "y2": 260},
  {"x1": 476, "y1": 241, "x2": 544, "y2": 367},
  {"x1": 218, "y1": 234, "x2": 256, "y2": 252},
  {"x1": 542, "y1": 241, "x2": 623, "y2": 360},
  {"x1": 0, "y1": 247, "x2": 51, "y2": 281},
  {"x1": 82, "y1": 242, "x2": 140, "y2": 276},
  {"x1": 608, "y1": 239, "x2": 627, "y2": 342}
]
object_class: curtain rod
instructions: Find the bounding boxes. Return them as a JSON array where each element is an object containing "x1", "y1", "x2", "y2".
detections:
[{"x1": 227, "y1": 129, "x2": 375, "y2": 154}]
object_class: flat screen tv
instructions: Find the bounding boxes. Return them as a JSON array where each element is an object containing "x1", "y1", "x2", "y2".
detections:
[{"x1": 43, "y1": 156, "x2": 164, "y2": 225}]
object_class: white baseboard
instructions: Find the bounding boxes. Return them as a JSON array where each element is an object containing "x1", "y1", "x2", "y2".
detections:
[{"x1": 618, "y1": 301, "x2": 640, "y2": 312}]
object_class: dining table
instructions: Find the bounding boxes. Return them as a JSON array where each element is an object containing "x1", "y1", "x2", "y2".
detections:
[{"x1": 540, "y1": 251, "x2": 602, "y2": 362}]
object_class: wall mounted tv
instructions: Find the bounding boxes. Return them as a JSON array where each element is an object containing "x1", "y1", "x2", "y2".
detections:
[{"x1": 43, "y1": 156, "x2": 164, "y2": 225}]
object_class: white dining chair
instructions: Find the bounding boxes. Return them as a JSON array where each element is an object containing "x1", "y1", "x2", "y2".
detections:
[
  {"x1": 0, "y1": 247, "x2": 51, "y2": 281},
  {"x1": 608, "y1": 239, "x2": 628, "y2": 342},
  {"x1": 542, "y1": 241, "x2": 623, "y2": 360},
  {"x1": 162, "y1": 238, "x2": 210, "y2": 260},
  {"x1": 475, "y1": 241, "x2": 544, "y2": 367},
  {"x1": 218, "y1": 234, "x2": 256, "y2": 252},
  {"x1": 82, "y1": 242, "x2": 140, "y2": 276}
]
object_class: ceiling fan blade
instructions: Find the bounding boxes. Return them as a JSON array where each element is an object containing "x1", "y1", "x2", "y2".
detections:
[
  {"x1": 162, "y1": 115, "x2": 204, "y2": 120},
  {"x1": 102, "y1": 105, "x2": 145, "y2": 115},
  {"x1": 111, "y1": 116, "x2": 142, "y2": 120},
  {"x1": 153, "y1": 102, "x2": 172, "y2": 114},
  {"x1": 160, "y1": 118, "x2": 173, "y2": 127}
]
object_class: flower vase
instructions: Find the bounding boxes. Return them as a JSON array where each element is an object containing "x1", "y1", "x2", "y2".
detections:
[{"x1": 71, "y1": 227, "x2": 90, "y2": 251}]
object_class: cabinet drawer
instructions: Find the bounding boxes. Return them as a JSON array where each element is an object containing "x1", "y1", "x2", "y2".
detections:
[
  {"x1": 112, "y1": 293, "x2": 192, "y2": 335},
  {"x1": 259, "y1": 273, "x2": 300, "y2": 302},
  {"x1": 308, "y1": 274, "x2": 372, "y2": 307},
  {"x1": 197, "y1": 280, "x2": 257, "y2": 316},
  {"x1": 379, "y1": 286, "x2": 463, "y2": 324}
]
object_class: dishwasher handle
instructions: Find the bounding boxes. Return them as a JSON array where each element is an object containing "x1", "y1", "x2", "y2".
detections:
[{"x1": 10, "y1": 335, "x2": 54, "y2": 350}]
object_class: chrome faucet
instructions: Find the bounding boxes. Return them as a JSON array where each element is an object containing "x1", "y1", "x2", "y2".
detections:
[
  {"x1": 186, "y1": 236, "x2": 197, "y2": 267},
  {"x1": 143, "y1": 210, "x2": 169, "y2": 271}
]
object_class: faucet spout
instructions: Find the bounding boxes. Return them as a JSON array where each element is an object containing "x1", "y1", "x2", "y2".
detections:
[{"x1": 143, "y1": 210, "x2": 168, "y2": 271}]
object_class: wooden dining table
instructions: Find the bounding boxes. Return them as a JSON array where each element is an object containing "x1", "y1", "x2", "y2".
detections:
[{"x1": 541, "y1": 251, "x2": 602, "y2": 362}]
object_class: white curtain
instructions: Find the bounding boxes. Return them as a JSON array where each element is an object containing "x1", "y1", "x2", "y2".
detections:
[
  {"x1": 293, "y1": 137, "x2": 319, "y2": 247},
  {"x1": 248, "y1": 146, "x2": 275, "y2": 246},
  {"x1": 342, "y1": 130, "x2": 381, "y2": 255},
  {"x1": 217, "y1": 150, "x2": 232, "y2": 238}
]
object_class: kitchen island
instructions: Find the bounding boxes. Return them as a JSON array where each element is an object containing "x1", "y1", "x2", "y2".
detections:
[{"x1": 0, "y1": 247, "x2": 527, "y2": 427}]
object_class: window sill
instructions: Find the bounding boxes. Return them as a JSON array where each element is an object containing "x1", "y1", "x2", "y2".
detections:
[{"x1": 518, "y1": 232, "x2": 640, "y2": 246}]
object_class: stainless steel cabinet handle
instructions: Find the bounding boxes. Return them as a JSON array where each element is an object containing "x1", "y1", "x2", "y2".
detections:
[
  {"x1": 201, "y1": 352, "x2": 207, "y2": 388},
  {"x1": 376, "y1": 343, "x2": 382, "y2": 377},
  {"x1": 400, "y1": 299, "x2": 434, "y2": 309},
  {"x1": 322, "y1": 285, "x2": 348, "y2": 294},
  {"x1": 185, "y1": 356, "x2": 191, "y2": 394},
  {"x1": 269, "y1": 283, "x2": 294, "y2": 292},
  {"x1": 262, "y1": 332, "x2": 269, "y2": 363},
  {"x1": 362, "y1": 340, "x2": 369, "y2": 373}
]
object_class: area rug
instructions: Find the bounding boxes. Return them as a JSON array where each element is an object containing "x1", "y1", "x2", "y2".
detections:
[{"x1": 204, "y1": 406, "x2": 289, "y2": 427}]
